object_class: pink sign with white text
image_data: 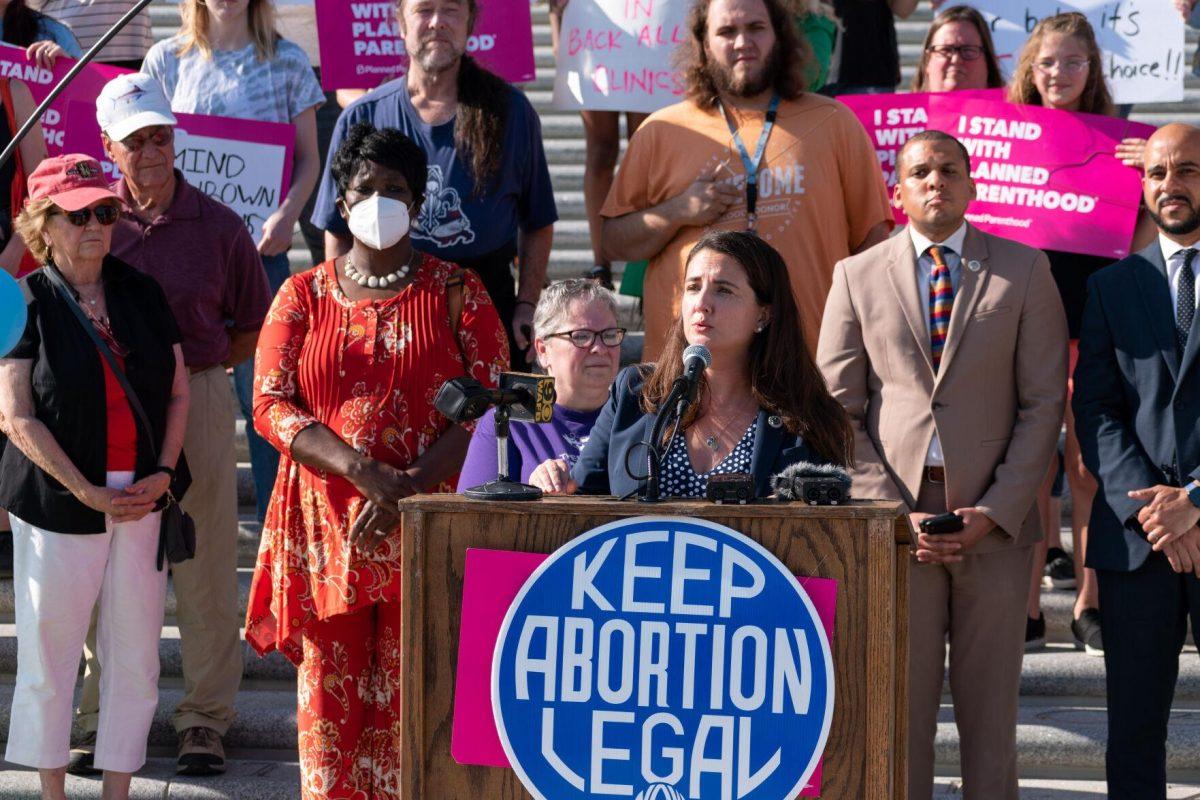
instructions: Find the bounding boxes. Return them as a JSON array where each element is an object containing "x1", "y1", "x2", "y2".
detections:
[
  {"x1": 450, "y1": 547, "x2": 838, "y2": 796},
  {"x1": 927, "y1": 93, "x2": 1154, "y2": 259},
  {"x1": 0, "y1": 43, "x2": 130, "y2": 156},
  {"x1": 314, "y1": 0, "x2": 535, "y2": 91}
]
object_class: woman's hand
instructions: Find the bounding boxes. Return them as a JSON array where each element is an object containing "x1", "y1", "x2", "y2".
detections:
[
  {"x1": 347, "y1": 459, "x2": 421, "y2": 511},
  {"x1": 1116, "y1": 138, "x2": 1147, "y2": 170},
  {"x1": 122, "y1": 472, "x2": 172, "y2": 505},
  {"x1": 348, "y1": 500, "x2": 401, "y2": 552},
  {"x1": 528, "y1": 458, "x2": 577, "y2": 495},
  {"x1": 257, "y1": 209, "x2": 295, "y2": 257},
  {"x1": 80, "y1": 484, "x2": 157, "y2": 523},
  {"x1": 26, "y1": 41, "x2": 65, "y2": 69}
]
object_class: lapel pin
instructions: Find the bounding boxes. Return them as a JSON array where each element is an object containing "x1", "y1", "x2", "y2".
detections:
[
  {"x1": 967, "y1": 260, "x2": 982, "y2": 272},
  {"x1": 768, "y1": 415, "x2": 783, "y2": 429}
]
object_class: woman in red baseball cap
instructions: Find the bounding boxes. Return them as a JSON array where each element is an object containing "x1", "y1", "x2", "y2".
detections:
[{"x1": 0, "y1": 154, "x2": 190, "y2": 799}]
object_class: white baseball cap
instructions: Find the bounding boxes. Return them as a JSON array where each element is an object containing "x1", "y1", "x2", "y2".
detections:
[{"x1": 96, "y1": 73, "x2": 177, "y2": 142}]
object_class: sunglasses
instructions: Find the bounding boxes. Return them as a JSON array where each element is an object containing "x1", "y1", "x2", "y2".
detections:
[
  {"x1": 545, "y1": 327, "x2": 627, "y2": 348},
  {"x1": 119, "y1": 126, "x2": 174, "y2": 152},
  {"x1": 53, "y1": 204, "x2": 121, "y2": 227}
]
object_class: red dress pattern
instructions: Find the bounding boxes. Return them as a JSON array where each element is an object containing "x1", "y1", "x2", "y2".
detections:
[{"x1": 244, "y1": 256, "x2": 508, "y2": 663}]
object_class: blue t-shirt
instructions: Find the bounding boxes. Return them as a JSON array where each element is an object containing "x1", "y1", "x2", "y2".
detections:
[
  {"x1": 311, "y1": 76, "x2": 557, "y2": 262},
  {"x1": 0, "y1": 13, "x2": 81, "y2": 57},
  {"x1": 457, "y1": 404, "x2": 601, "y2": 490}
]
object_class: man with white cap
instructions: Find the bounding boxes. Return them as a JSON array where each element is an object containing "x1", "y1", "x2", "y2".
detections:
[{"x1": 66, "y1": 72, "x2": 269, "y2": 777}]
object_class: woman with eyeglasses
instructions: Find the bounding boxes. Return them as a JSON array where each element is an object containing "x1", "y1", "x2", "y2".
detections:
[
  {"x1": 1007, "y1": 11, "x2": 1147, "y2": 659},
  {"x1": 535, "y1": 230, "x2": 853, "y2": 499},
  {"x1": 459, "y1": 278, "x2": 624, "y2": 492},
  {"x1": 912, "y1": 5, "x2": 1006, "y2": 93},
  {"x1": 0, "y1": 154, "x2": 189, "y2": 800}
]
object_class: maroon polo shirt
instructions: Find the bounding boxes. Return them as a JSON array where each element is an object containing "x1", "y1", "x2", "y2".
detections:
[{"x1": 110, "y1": 171, "x2": 270, "y2": 368}]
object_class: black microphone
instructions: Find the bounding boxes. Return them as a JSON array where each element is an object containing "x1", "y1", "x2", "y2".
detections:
[
  {"x1": 681, "y1": 343, "x2": 711, "y2": 386},
  {"x1": 771, "y1": 461, "x2": 852, "y2": 505},
  {"x1": 434, "y1": 373, "x2": 555, "y2": 424}
]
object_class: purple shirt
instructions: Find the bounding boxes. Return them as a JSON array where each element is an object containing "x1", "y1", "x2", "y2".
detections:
[
  {"x1": 457, "y1": 404, "x2": 601, "y2": 491},
  {"x1": 110, "y1": 171, "x2": 270, "y2": 368}
]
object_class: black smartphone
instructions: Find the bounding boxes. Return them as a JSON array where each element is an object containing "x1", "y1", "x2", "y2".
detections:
[{"x1": 919, "y1": 512, "x2": 964, "y2": 535}]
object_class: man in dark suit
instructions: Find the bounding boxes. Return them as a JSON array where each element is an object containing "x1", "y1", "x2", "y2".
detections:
[{"x1": 1073, "y1": 123, "x2": 1200, "y2": 799}]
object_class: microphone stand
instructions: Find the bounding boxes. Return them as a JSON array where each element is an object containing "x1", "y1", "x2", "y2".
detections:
[
  {"x1": 462, "y1": 402, "x2": 543, "y2": 501},
  {"x1": 639, "y1": 378, "x2": 692, "y2": 503},
  {"x1": 0, "y1": 0, "x2": 155, "y2": 170}
]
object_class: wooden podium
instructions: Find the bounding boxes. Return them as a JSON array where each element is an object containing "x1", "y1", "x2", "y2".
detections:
[{"x1": 397, "y1": 495, "x2": 911, "y2": 800}]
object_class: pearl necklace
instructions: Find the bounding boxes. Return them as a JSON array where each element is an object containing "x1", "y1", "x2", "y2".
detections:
[{"x1": 344, "y1": 251, "x2": 416, "y2": 289}]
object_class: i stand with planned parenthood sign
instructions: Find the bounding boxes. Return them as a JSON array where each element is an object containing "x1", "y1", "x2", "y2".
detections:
[
  {"x1": 392, "y1": 495, "x2": 910, "y2": 799},
  {"x1": 488, "y1": 517, "x2": 834, "y2": 800}
]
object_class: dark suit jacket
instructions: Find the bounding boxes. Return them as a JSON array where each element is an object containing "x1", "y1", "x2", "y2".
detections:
[
  {"x1": 571, "y1": 365, "x2": 827, "y2": 498},
  {"x1": 1073, "y1": 240, "x2": 1200, "y2": 572}
]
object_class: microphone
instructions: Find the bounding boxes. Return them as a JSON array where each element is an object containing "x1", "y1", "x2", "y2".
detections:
[
  {"x1": 681, "y1": 344, "x2": 711, "y2": 385},
  {"x1": 434, "y1": 372, "x2": 555, "y2": 424},
  {"x1": 771, "y1": 461, "x2": 852, "y2": 505}
]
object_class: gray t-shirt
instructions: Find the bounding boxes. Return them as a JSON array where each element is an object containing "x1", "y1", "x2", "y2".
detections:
[{"x1": 142, "y1": 35, "x2": 324, "y2": 124}]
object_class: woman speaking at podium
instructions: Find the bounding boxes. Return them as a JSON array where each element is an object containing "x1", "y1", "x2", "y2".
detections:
[{"x1": 533, "y1": 230, "x2": 853, "y2": 499}]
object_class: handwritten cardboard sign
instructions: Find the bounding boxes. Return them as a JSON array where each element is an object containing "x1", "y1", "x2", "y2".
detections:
[
  {"x1": 552, "y1": 0, "x2": 687, "y2": 112},
  {"x1": 450, "y1": 546, "x2": 839, "y2": 797},
  {"x1": 314, "y1": 0, "x2": 535, "y2": 91},
  {"x1": 963, "y1": 0, "x2": 1185, "y2": 105},
  {"x1": 0, "y1": 43, "x2": 131, "y2": 156},
  {"x1": 927, "y1": 93, "x2": 1152, "y2": 258},
  {"x1": 63, "y1": 101, "x2": 294, "y2": 246}
]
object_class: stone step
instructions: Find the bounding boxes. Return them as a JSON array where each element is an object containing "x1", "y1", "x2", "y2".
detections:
[
  {"x1": 0, "y1": 623, "x2": 296, "y2": 683},
  {"x1": 1020, "y1": 644, "x2": 1200, "y2": 700},
  {"x1": 0, "y1": 682, "x2": 296, "y2": 751},
  {"x1": 932, "y1": 777, "x2": 1200, "y2": 798},
  {"x1": 0, "y1": 756, "x2": 301, "y2": 799}
]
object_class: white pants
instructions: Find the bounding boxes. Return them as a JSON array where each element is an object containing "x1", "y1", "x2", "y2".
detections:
[{"x1": 6, "y1": 472, "x2": 168, "y2": 773}]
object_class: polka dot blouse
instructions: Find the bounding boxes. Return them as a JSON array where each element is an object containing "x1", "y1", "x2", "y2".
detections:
[{"x1": 660, "y1": 418, "x2": 758, "y2": 498}]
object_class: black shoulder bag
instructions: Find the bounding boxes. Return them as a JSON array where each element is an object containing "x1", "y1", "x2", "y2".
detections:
[{"x1": 45, "y1": 265, "x2": 195, "y2": 571}]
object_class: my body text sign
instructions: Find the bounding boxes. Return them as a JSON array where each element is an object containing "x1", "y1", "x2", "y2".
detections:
[
  {"x1": 552, "y1": 0, "x2": 687, "y2": 113},
  {"x1": 314, "y1": 0, "x2": 535, "y2": 90},
  {"x1": 0, "y1": 43, "x2": 130, "y2": 155},
  {"x1": 63, "y1": 102, "x2": 294, "y2": 245},
  {"x1": 927, "y1": 93, "x2": 1151, "y2": 259},
  {"x1": 487, "y1": 516, "x2": 835, "y2": 800},
  {"x1": 965, "y1": 0, "x2": 1185, "y2": 105}
]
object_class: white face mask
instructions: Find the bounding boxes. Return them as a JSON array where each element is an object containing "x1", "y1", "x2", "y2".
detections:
[{"x1": 346, "y1": 194, "x2": 411, "y2": 250}]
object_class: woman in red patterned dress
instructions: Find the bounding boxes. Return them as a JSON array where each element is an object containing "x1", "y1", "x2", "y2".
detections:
[{"x1": 245, "y1": 124, "x2": 509, "y2": 799}]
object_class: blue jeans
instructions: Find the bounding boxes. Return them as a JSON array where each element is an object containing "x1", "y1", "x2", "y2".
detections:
[{"x1": 234, "y1": 251, "x2": 291, "y2": 523}]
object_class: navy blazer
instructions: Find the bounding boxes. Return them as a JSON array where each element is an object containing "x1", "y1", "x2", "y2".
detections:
[
  {"x1": 1073, "y1": 241, "x2": 1200, "y2": 572},
  {"x1": 571, "y1": 365, "x2": 827, "y2": 498}
]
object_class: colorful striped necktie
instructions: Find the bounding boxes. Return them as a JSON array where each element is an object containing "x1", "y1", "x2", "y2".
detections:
[{"x1": 928, "y1": 245, "x2": 953, "y2": 371}]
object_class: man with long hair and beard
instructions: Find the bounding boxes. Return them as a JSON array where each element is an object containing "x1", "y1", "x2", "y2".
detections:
[
  {"x1": 311, "y1": 0, "x2": 557, "y2": 370},
  {"x1": 599, "y1": 0, "x2": 892, "y2": 361},
  {"x1": 1074, "y1": 123, "x2": 1200, "y2": 799}
]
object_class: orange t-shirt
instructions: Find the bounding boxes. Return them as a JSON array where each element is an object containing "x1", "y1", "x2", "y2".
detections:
[{"x1": 602, "y1": 93, "x2": 893, "y2": 360}]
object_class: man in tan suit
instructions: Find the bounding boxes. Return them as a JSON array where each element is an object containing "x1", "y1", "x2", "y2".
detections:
[{"x1": 817, "y1": 130, "x2": 1067, "y2": 799}]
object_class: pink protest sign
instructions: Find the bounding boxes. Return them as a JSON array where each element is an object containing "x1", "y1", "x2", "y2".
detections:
[
  {"x1": 839, "y1": 89, "x2": 1005, "y2": 226},
  {"x1": 314, "y1": 0, "x2": 535, "y2": 91},
  {"x1": 927, "y1": 93, "x2": 1154, "y2": 259},
  {"x1": 0, "y1": 43, "x2": 130, "y2": 155},
  {"x1": 62, "y1": 101, "x2": 295, "y2": 245},
  {"x1": 451, "y1": 547, "x2": 838, "y2": 796}
]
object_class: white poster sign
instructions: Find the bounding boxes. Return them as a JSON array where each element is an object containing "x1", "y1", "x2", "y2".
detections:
[
  {"x1": 552, "y1": 0, "x2": 687, "y2": 113},
  {"x1": 965, "y1": 0, "x2": 1185, "y2": 105}
]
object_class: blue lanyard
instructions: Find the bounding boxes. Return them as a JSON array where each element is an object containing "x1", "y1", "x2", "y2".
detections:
[{"x1": 719, "y1": 93, "x2": 780, "y2": 231}]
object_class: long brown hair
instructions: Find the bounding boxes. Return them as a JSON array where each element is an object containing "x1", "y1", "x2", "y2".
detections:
[
  {"x1": 640, "y1": 231, "x2": 854, "y2": 466},
  {"x1": 911, "y1": 5, "x2": 1004, "y2": 92},
  {"x1": 1006, "y1": 13, "x2": 1114, "y2": 116},
  {"x1": 177, "y1": 0, "x2": 278, "y2": 61},
  {"x1": 677, "y1": 0, "x2": 812, "y2": 110},
  {"x1": 398, "y1": 0, "x2": 507, "y2": 193}
]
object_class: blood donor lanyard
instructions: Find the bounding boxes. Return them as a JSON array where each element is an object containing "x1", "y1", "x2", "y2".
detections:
[{"x1": 718, "y1": 92, "x2": 780, "y2": 232}]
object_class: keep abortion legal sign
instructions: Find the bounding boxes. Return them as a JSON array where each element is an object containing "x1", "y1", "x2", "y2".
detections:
[{"x1": 487, "y1": 516, "x2": 834, "y2": 800}]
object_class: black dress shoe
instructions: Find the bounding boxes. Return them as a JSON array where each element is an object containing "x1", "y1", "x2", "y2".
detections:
[
  {"x1": 1024, "y1": 613, "x2": 1046, "y2": 652},
  {"x1": 66, "y1": 731, "x2": 100, "y2": 776},
  {"x1": 585, "y1": 264, "x2": 615, "y2": 290}
]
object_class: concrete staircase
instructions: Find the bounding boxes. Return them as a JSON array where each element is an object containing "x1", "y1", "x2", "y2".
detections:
[{"x1": 3, "y1": 1, "x2": 1200, "y2": 795}]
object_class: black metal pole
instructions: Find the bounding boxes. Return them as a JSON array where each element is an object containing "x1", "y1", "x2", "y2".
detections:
[{"x1": 0, "y1": 0, "x2": 155, "y2": 170}]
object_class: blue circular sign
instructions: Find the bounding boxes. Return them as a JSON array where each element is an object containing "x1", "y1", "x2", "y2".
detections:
[{"x1": 492, "y1": 516, "x2": 834, "y2": 800}]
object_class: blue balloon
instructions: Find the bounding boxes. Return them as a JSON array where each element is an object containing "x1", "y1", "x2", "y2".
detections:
[{"x1": 0, "y1": 270, "x2": 27, "y2": 358}]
